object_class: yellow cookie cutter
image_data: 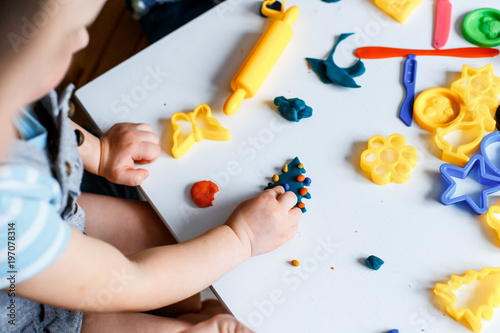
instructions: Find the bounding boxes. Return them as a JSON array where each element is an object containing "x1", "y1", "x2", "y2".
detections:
[
  {"x1": 487, "y1": 206, "x2": 500, "y2": 244},
  {"x1": 374, "y1": 0, "x2": 422, "y2": 24},
  {"x1": 434, "y1": 267, "x2": 500, "y2": 332},
  {"x1": 451, "y1": 64, "x2": 500, "y2": 111},
  {"x1": 171, "y1": 104, "x2": 231, "y2": 159},
  {"x1": 360, "y1": 133, "x2": 418, "y2": 185},
  {"x1": 434, "y1": 100, "x2": 494, "y2": 167},
  {"x1": 414, "y1": 87, "x2": 465, "y2": 132},
  {"x1": 223, "y1": 0, "x2": 299, "y2": 116}
]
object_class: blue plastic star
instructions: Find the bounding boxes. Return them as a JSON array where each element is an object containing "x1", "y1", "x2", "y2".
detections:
[{"x1": 440, "y1": 155, "x2": 500, "y2": 215}]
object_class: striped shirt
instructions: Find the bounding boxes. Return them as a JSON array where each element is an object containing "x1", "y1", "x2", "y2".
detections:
[{"x1": 0, "y1": 164, "x2": 71, "y2": 289}]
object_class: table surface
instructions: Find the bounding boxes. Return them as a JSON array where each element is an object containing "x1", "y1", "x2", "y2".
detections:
[{"x1": 76, "y1": 1, "x2": 500, "y2": 332}]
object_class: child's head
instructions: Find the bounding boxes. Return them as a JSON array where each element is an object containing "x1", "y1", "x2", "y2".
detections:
[{"x1": 0, "y1": 0, "x2": 105, "y2": 156}]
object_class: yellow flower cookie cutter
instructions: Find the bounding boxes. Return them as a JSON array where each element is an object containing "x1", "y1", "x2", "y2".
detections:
[
  {"x1": 171, "y1": 104, "x2": 231, "y2": 159},
  {"x1": 451, "y1": 64, "x2": 500, "y2": 111},
  {"x1": 360, "y1": 133, "x2": 418, "y2": 185},
  {"x1": 414, "y1": 87, "x2": 465, "y2": 132},
  {"x1": 434, "y1": 267, "x2": 500, "y2": 332},
  {"x1": 374, "y1": 0, "x2": 422, "y2": 24}
]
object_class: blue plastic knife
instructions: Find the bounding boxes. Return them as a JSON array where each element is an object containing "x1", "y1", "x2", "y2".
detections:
[{"x1": 399, "y1": 54, "x2": 417, "y2": 127}]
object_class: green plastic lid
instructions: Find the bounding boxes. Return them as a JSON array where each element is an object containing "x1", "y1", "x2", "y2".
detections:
[{"x1": 462, "y1": 8, "x2": 500, "y2": 47}]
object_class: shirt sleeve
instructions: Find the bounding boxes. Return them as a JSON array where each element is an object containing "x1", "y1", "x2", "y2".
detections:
[{"x1": 0, "y1": 164, "x2": 71, "y2": 289}]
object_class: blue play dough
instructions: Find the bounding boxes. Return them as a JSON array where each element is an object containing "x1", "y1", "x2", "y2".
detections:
[
  {"x1": 273, "y1": 96, "x2": 313, "y2": 122},
  {"x1": 365, "y1": 255, "x2": 384, "y2": 270},
  {"x1": 386, "y1": 330, "x2": 399, "y2": 333},
  {"x1": 265, "y1": 157, "x2": 311, "y2": 213},
  {"x1": 306, "y1": 33, "x2": 365, "y2": 88},
  {"x1": 322, "y1": 0, "x2": 341, "y2": 2}
]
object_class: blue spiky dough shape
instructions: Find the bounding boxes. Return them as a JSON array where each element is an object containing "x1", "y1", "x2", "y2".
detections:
[{"x1": 265, "y1": 157, "x2": 311, "y2": 212}]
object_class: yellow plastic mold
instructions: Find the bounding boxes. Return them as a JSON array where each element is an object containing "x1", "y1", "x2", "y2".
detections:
[
  {"x1": 171, "y1": 104, "x2": 231, "y2": 159},
  {"x1": 451, "y1": 64, "x2": 500, "y2": 111},
  {"x1": 434, "y1": 267, "x2": 500, "y2": 333},
  {"x1": 223, "y1": 0, "x2": 299, "y2": 116},
  {"x1": 374, "y1": 0, "x2": 422, "y2": 24},
  {"x1": 360, "y1": 133, "x2": 418, "y2": 185},
  {"x1": 414, "y1": 87, "x2": 465, "y2": 132},
  {"x1": 487, "y1": 206, "x2": 500, "y2": 243}
]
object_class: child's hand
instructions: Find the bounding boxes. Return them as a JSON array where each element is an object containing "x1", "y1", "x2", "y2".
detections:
[
  {"x1": 225, "y1": 186, "x2": 302, "y2": 257},
  {"x1": 181, "y1": 314, "x2": 254, "y2": 333},
  {"x1": 99, "y1": 123, "x2": 161, "y2": 186}
]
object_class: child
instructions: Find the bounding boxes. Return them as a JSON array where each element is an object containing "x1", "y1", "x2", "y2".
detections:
[{"x1": 0, "y1": 0, "x2": 302, "y2": 332}]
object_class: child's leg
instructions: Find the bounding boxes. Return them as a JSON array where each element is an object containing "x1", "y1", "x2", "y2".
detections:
[
  {"x1": 77, "y1": 193, "x2": 202, "y2": 313},
  {"x1": 81, "y1": 312, "x2": 192, "y2": 332},
  {"x1": 78, "y1": 193, "x2": 176, "y2": 255}
]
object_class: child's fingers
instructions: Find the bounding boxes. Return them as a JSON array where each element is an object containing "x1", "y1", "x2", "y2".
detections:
[
  {"x1": 134, "y1": 123, "x2": 154, "y2": 133},
  {"x1": 264, "y1": 186, "x2": 285, "y2": 198},
  {"x1": 289, "y1": 207, "x2": 303, "y2": 223},
  {"x1": 287, "y1": 225, "x2": 299, "y2": 240},
  {"x1": 277, "y1": 191, "x2": 298, "y2": 209},
  {"x1": 115, "y1": 168, "x2": 149, "y2": 186},
  {"x1": 133, "y1": 142, "x2": 161, "y2": 163},
  {"x1": 139, "y1": 131, "x2": 160, "y2": 144}
]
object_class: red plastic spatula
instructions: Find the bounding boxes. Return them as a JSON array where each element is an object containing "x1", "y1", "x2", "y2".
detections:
[{"x1": 355, "y1": 47, "x2": 499, "y2": 59}]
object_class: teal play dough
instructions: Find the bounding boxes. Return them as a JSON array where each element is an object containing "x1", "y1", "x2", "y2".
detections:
[
  {"x1": 306, "y1": 33, "x2": 365, "y2": 88},
  {"x1": 265, "y1": 157, "x2": 311, "y2": 213},
  {"x1": 365, "y1": 255, "x2": 384, "y2": 270},
  {"x1": 273, "y1": 96, "x2": 313, "y2": 122}
]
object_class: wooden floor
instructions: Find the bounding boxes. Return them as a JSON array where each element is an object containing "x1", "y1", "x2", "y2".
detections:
[{"x1": 61, "y1": 0, "x2": 149, "y2": 128}]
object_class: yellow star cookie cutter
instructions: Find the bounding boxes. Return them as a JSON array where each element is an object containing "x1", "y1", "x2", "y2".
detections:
[
  {"x1": 434, "y1": 267, "x2": 500, "y2": 333},
  {"x1": 360, "y1": 133, "x2": 418, "y2": 185},
  {"x1": 171, "y1": 104, "x2": 231, "y2": 159},
  {"x1": 374, "y1": 0, "x2": 422, "y2": 24},
  {"x1": 451, "y1": 64, "x2": 500, "y2": 111}
]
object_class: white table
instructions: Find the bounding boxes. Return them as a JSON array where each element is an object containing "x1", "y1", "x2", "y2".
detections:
[{"x1": 76, "y1": 1, "x2": 500, "y2": 332}]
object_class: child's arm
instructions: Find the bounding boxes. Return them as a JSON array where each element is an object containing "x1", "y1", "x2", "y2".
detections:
[
  {"x1": 71, "y1": 121, "x2": 161, "y2": 186},
  {"x1": 16, "y1": 187, "x2": 301, "y2": 312}
]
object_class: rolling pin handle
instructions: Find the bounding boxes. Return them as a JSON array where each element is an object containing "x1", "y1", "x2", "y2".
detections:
[{"x1": 223, "y1": 88, "x2": 247, "y2": 116}]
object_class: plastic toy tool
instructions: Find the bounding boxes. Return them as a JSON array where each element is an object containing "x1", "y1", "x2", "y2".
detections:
[
  {"x1": 462, "y1": 8, "x2": 500, "y2": 48},
  {"x1": 433, "y1": 0, "x2": 452, "y2": 49},
  {"x1": 360, "y1": 134, "x2": 418, "y2": 185},
  {"x1": 171, "y1": 104, "x2": 230, "y2": 159},
  {"x1": 434, "y1": 267, "x2": 500, "y2": 332},
  {"x1": 355, "y1": 47, "x2": 499, "y2": 59},
  {"x1": 399, "y1": 54, "x2": 417, "y2": 126},
  {"x1": 265, "y1": 157, "x2": 311, "y2": 212},
  {"x1": 223, "y1": 1, "x2": 299, "y2": 116},
  {"x1": 375, "y1": 0, "x2": 422, "y2": 24}
]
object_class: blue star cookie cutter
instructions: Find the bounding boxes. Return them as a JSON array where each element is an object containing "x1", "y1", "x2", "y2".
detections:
[
  {"x1": 480, "y1": 131, "x2": 500, "y2": 176},
  {"x1": 265, "y1": 157, "x2": 311, "y2": 212},
  {"x1": 440, "y1": 155, "x2": 500, "y2": 215}
]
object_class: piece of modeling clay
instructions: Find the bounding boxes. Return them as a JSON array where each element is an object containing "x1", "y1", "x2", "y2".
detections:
[
  {"x1": 306, "y1": 33, "x2": 365, "y2": 88},
  {"x1": 191, "y1": 181, "x2": 219, "y2": 208},
  {"x1": 365, "y1": 255, "x2": 384, "y2": 270},
  {"x1": 322, "y1": 0, "x2": 341, "y2": 3},
  {"x1": 273, "y1": 96, "x2": 313, "y2": 122},
  {"x1": 291, "y1": 260, "x2": 300, "y2": 267},
  {"x1": 265, "y1": 157, "x2": 311, "y2": 212},
  {"x1": 386, "y1": 330, "x2": 399, "y2": 333}
]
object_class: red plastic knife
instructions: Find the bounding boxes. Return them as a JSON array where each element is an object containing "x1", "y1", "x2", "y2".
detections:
[{"x1": 434, "y1": 0, "x2": 452, "y2": 49}]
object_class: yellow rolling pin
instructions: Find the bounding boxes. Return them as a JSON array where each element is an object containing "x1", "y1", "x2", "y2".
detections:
[{"x1": 223, "y1": 0, "x2": 299, "y2": 116}]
